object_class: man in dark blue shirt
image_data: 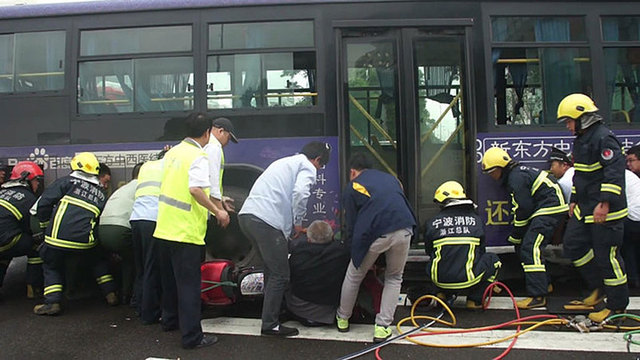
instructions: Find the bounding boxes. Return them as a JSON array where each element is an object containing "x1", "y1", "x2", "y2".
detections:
[{"x1": 335, "y1": 153, "x2": 416, "y2": 343}]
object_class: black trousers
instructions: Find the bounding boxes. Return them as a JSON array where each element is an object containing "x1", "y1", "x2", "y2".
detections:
[
  {"x1": 157, "y1": 239, "x2": 204, "y2": 348},
  {"x1": 40, "y1": 243, "x2": 116, "y2": 304},
  {"x1": 131, "y1": 220, "x2": 162, "y2": 324},
  {"x1": 563, "y1": 217, "x2": 629, "y2": 310},
  {"x1": 0, "y1": 232, "x2": 43, "y2": 288},
  {"x1": 516, "y1": 214, "x2": 562, "y2": 297}
]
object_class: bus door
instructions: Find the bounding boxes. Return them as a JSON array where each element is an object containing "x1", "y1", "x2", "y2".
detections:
[{"x1": 338, "y1": 25, "x2": 472, "y2": 229}]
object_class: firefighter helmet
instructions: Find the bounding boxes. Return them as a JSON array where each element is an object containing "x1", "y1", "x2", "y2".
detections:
[
  {"x1": 557, "y1": 93, "x2": 598, "y2": 121},
  {"x1": 434, "y1": 181, "x2": 467, "y2": 204},
  {"x1": 482, "y1": 147, "x2": 512, "y2": 173},
  {"x1": 70, "y1": 152, "x2": 100, "y2": 175},
  {"x1": 9, "y1": 161, "x2": 43, "y2": 181}
]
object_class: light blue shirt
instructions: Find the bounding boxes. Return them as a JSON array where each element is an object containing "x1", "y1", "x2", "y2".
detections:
[
  {"x1": 239, "y1": 153, "x2": 317, "y2": 238},
  {"x1": 130, "y1": 195, "x2": 160, "y2": 222}
]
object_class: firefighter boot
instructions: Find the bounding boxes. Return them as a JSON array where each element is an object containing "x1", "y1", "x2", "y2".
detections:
[
  {"x1": 581, "y1": 289, "x2": 604, "y2": 306},
  {"x1": 588, "y1": 308, "x2": 625, "y2": 323},
  {"x1": 34, "y1": 303, "x2": 61, "y2": 315},
  {"x1": 26, "y1": 284, "x2": 43, "y2": 299},
  {"x1": 466, "y1": 299, "x2": 484, "y2": 310},
  {"x1": 106, "y1": 292, "x2": 119, "y2": 306},
  {"x1": 516, "y1": 296, "x2": 546, "y2": 309}
]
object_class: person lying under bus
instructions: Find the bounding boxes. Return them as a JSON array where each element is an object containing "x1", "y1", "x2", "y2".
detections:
[
  {"x1": 424, "y1": 181, "x2": 501, "y2": 309},
  {"x1": 482, "y1": 147, "x2": 568, "y2": 309},
  {"x1": 285, "y1": 220, "x2": 351, "y2": 327}
]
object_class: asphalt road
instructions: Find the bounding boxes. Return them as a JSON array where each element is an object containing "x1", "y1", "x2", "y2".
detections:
[{"x1": 1, "y1": 256, "x2": 640, "y2": 360}]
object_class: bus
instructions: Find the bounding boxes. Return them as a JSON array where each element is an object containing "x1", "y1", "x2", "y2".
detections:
[{"x1": 1, "y1": 0, "x2": 639, "y2": 267}]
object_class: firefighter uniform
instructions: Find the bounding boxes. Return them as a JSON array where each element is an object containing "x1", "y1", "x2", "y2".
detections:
[
  {"x1": 0, "y1": 184, "x2": 43, "y2": 294},
  {"x1": 424, "y1": 202, "x2": 501, "y2": 307},
  {"x1": 36, "y1": 172, "x2": 116, "y2": 308},
  {"x1": 504, "y1": 165, "x2": 568, "y2": 297},
  {"x1": 563, "y1": 121, "x2": 629, "y2": 312}
]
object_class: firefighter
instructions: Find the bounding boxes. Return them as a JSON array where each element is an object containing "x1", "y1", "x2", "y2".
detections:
[
  {"x1": 0, "y1": 161, "x2": 44, "y2": 298},
  {"x1": 34, "y1": 152, "x2": 118, "y2": 315},
  {"x1": 557, "y1": 93, "x2": 629, "y2": 323},
  {"x1": 482, "y1": 147, "x2": 568, "y2": 309},
  {"x1": 424, "y1": 181, "x2": 501, "y2": 309}
]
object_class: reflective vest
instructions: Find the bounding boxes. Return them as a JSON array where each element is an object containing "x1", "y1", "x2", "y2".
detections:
[
  {"x1": 135, "y1": 159, "x2": 163, "y2": 199},
  {"x1": 153, "y1": 139, "x2": 209, "y2": 245}
]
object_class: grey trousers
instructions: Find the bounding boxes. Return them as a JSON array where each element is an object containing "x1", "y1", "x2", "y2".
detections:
[
  {"x1": 239, "y1": 214, "x2": 290, "y2": 331},
  {"x1": 337, "y1": 227, "x2": 412, "y2": 327}
]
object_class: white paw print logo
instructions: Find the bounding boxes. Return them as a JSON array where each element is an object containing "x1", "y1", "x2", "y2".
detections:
[{"x1": 28, "y1": 147, "x2": 50, "y2": 169}]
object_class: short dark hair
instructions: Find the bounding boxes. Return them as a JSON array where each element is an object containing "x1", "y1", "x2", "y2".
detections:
[
  {"x1": 628, "y1": 145, "x2": 640, "y2": 159},
  {"x1": 348, "y1": 152, "x2": 373, "y2": 171},
  {"x1": 132, "y1": 162, "x2": 144, "y2": 179},
  {"x1": 98, "y1": 163, "x2": 111, "y2": 176},
  {"x1": 184, "y1": 112, "x2": 212, "y2": 138},
  {"x1": 301, "y1": 141, "x2": 331, "y2": 166}
]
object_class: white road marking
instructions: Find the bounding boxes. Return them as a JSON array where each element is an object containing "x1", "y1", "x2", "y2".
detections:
[
  {"x1": 401, "y1": 295, "x2": 640, "y2": 311},
  {"x1": 201, "y1": 317, "x2": 632, "y2": 353}
]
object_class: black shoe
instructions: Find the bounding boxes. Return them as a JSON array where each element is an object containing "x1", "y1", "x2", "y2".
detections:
[
  {"x1": 261, "y1": 325, "x2": 299, "y2": 337},
  {"x1": 184, "y1": 334, "x2": 218, "y2": 349}
]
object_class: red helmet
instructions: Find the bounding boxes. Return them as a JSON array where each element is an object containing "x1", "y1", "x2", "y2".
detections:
[{"x1": 10, "y1": 161, "x2": 44, "y2": 181}]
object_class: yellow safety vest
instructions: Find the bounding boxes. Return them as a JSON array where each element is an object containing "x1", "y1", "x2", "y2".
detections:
[
  {"x1": 153, "y1": 139, "x2": 210, "y2": 245},
  {"x1": 135, "y1": 159, "x2": 163, "y2": 199}
]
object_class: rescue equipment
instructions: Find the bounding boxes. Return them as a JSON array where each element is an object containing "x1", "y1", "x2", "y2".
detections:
[
  {"x1": 433, "y1": 181, "x2": 466, "y2": 204},
  {"x1": 557, "y1": 93, "x2": 598, "y2": 121},
  {"x1": 200, "y1": 260, "x2": 264, "y2": 306}
]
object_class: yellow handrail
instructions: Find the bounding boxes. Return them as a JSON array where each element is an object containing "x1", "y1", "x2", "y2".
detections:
[
  {"x1": 421, "y1": 120, "x2": 464, "y2": 178},
  {"x1": 350, "y1": 124, "x2": 397, "y2": 178},
  {"x1": 421, "y1": 91, "x2": 462, "y2": 144},
  {"x1": 349, "y1": 94, "x2": 397, "y2": 150}
]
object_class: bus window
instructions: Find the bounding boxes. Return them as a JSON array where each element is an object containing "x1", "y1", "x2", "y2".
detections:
[
  {"x1": 602, "y1": 17, "x2": 640, "y2": 123},
  {"x1": 0, "y1": 31, "x2": 65, "y2": 93},
  {"x1": 80, "y1": 26, "x2": 191, "y2": 56},
  {"x1": 207, "y1": 21, "x2": 316, "y2": 109},
  {"x1": 207, "y1": 52, "x2": 316, "y2": 109},
  {"x1": 78, "y1": 57, "x2": 193, "y2": 114},
  {"x1": 492, "y1": 17, "x2": 591, "y2": 125}
]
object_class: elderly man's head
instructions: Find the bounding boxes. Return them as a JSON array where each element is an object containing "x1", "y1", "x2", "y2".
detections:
[{"x1": 306, "y1": 220, "x2": 333, "y2": 244}]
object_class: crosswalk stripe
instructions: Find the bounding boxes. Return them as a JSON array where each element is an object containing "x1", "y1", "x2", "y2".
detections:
[{"x1": 201, "y1": 317, "x2": 630, "y2": 353}]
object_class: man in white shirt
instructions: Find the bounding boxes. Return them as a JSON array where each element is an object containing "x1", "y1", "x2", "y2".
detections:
[
  {"x1": 623, "y1": 169, "x2": 640, "y2": 287},
  {"x1": 238, "y1": 141, "x2": 331, "y2": 337},
  {"x1": 203, "y1": 117, "x2": 238, "y2": 230}
]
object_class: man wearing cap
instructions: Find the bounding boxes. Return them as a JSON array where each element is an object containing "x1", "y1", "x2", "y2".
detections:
[
  {"x1": 204, "y1": 117, "x2": 238, "y2": 227},
  {"x1": 556, "y1": 93, "x2": 629, "y2": 323},
  {"x1": 548, "y1": 147, "x2": 575, "y2": 203}
]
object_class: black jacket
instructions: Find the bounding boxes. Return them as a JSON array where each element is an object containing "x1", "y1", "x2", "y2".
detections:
[
  {"x1": 572, "y1": 122, "x2": 627, "y2": 223},
  {"x1": 502, "y1": 164, "x2": 568, "y2": 242},
  {"x1": 37, "y1": 174, "x2": 106, "y2": 250},
  {"x1": 424, "y1": 204, "x2": 486, "y2": 289},
  {"x1": 289, "y1": 239, "x2": 351, "y2": 306},
  {"x1": 0, "y1": 184, "x2": 36, "y2": 249},
  {"x1": 343, "y1": 169, "x2": 416, "y2": 268}
]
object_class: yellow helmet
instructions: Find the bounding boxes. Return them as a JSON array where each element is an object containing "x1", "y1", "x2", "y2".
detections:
[
  {"x1": 434, "y1": 181, "x2": 467, "y2": 204},
  {"x1": 70, "y1": 152, "x2": 100, "y2": 175},
  {"x1": 482, "y1": 147, "x2": 512, "y2": 173},
  {"x1": 557, "y1": 93, "x2": 598, "y2": 121}
]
